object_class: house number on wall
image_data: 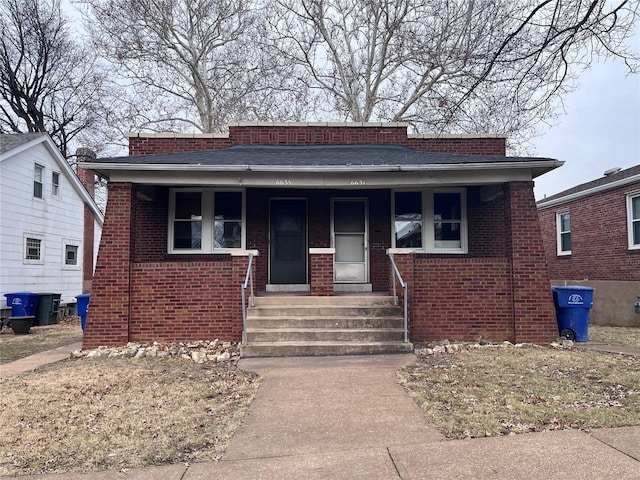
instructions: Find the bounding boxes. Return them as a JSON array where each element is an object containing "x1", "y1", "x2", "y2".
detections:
[
  {"x1": 350, "y1": 179, "x2": 366, "y2": 185},
  {"x1": 275, "y1": 179, "x2": 292, "y2": 185}
]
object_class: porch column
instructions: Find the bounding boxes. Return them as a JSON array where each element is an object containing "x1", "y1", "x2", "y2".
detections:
[
  {"x1": 83, "y1": 182, "x2": 133, "y2": 349},
  {"x1": 310, "y1": 248, "x2": 335, "y2": 296}
]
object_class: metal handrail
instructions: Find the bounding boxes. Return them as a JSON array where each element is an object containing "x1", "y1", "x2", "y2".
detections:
[
  {"x1": 389, "y1": 252, "x2": 408, "y2": 343},
  {"x1": 241, "y1": 253, "x2": 255, "y2": 345}
]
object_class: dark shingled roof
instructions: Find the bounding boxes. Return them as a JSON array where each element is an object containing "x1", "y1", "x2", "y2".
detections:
[
  {"x1": 0, "y1": 133, "x2": 48, "y2": 155},
  {"x1": 539, "y1": 164, "x2": 640, "y2": 204},
  {"x1": 96, "y1": 144, "x2": 556, "y2": 167}
]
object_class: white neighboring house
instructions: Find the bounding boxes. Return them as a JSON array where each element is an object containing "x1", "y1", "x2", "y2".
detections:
[{"x1": 0, "y1": 133, "x2": 104, "y2": 314}]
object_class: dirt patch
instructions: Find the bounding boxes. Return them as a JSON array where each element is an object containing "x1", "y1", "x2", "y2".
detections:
[
  {"x1": 398, "y1": 346, "x2": 640, "y2": 439},
  {"x1": 0, "y1": 356, "x2": 260, "y2": 476}
]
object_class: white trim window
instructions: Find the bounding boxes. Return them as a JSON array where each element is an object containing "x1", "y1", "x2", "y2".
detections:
[
  {"x1": 24, "y1": 234, "x2": 44, "y2": 264},
  {"x1": 393, "y1": 188, "x2": 467, "y2": 254},
  {"x1": 628, "y1": 193, "x2": 640, "y2": 250},
  {"x1": 52, "y1": 171, "x2": 60, "y2": 196},
  {"x1": 556, "y1": 211, "x2": 571, "y2": 255},
  {"x1": 168, "y1": 188, "x2": 245, "y2": 253},
  {"x1": 34, "y1": 164, "x2": 44, "y2": 199}
]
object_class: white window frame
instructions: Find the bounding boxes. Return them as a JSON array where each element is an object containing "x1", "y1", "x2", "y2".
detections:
[
  {"x1": 627, "y1": 192, "x2": 640, "y2": 250},
  {"x1": 24, "y1": 233, "x2": 44, "y2": 264},
  {"x1": 63, "y1": 239, "x2": 82, "y2": 270},
  {"x1": 52, "y1": 171, "x2": 60, "y2": 196},
  {"x1": 34, "y1": 164, "x2": 44, "y2": 199},
  {"x1": 168, "y1": 188, "x2": 246, "y2": 254},
  {"x1": 391, "y1": 188, "x2": 468, "y2": 254},
  {"x1": 556, "y1": 211, "x2": 571, "y2": 256}
]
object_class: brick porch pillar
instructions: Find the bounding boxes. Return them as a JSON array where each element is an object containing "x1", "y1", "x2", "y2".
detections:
[
  {"x1": 82, "y1": 182, "x2": 133, "y2": 349},
  {"x1": 506, "y1": 182, "x2": 558, "y2": 343},
  {"x1": 310, "y1": 248, "x2": 335, "y2": 296}
]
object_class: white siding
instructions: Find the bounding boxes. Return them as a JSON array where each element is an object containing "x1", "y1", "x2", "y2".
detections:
[{"x1": 1, "y1": 142, "x2": 87, "y2": 305}]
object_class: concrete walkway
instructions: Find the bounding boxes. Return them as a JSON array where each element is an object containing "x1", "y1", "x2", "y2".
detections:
[
  {"x1": 0, "y1": 341, "x2": 82, "y2": 378},
  {"x1": 3, "y1": 348, "x2": 640, "y2": 479}
]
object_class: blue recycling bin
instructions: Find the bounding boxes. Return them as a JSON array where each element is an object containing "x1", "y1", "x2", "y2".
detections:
[
  {"x1": 4, "y1": 292, "x2": 39, "y2": 317},
  {"x1": 76, "y1": 293, "x2": 91, "y2": 331},
  {"x1": 552, "y1": 286, "x2": 594, "y2": 342}
]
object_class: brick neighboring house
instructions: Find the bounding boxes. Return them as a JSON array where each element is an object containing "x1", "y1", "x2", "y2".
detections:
[
  {"x1": 80, "y1": 122, "x2": 562, "y2": 351},
  {"x1": 537, "y1": 164, "x2": 640, "y2": 327}
]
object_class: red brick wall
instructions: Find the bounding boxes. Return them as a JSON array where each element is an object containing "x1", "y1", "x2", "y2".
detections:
[
  {"x1": 129, "y1": 259, "x2": 245, "y2": 343},
  {"x1": 538, "y1": 184, "x2": 640, "y2": 281},
  {"x1": 129, "y1": 125, "x2": 506, "y2": 156},
  {"x1": 412, "y1": 257, "x2": 514, "y2": 341}
]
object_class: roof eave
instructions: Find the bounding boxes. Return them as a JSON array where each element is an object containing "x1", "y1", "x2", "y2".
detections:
[{"x1": 81, "y1": 160, "x2": 563, "y2": 177}]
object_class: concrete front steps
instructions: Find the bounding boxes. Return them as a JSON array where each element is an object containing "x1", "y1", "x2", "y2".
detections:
[{"x1": 240, "y1": 295, "x2": 413, "y2": 357}]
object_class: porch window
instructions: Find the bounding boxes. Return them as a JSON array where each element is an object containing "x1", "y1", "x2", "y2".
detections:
[
  {"x1": 393, "y1": 189, "x2": 467, "y2": 253},
  {"x1": 556, "y1": 212, "x2": 571, "y2": 255},
  {"x1": 394, "y1": 192, "x2": 422, "y2": 248},
  {"x1": 169, "y1": 189, "x2": 244, "y2": 253},
  {"x1": 628, "y1": 193, "x2": 640, "y2": 249}
]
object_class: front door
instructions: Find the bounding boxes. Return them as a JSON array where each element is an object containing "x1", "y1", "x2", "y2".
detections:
[
  {"x1": 332, "y1": 199, "x2": 368, "y2": 283},
  {"x1": 269, "y1": 199, "x2": 307, "y2": 284}
]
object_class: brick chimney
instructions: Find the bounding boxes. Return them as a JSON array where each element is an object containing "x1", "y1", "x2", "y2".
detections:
[
  {"x1": 75, "y1": 148, "x2": 97, "y2": 293},
  {"x1": 75, "y1": 147, "x2": 96, "y2": 198}
]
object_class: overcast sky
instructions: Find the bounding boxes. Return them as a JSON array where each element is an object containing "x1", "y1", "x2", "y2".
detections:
[{"x1": 532, "y1": 55, "x2": 640, "y2": 200}]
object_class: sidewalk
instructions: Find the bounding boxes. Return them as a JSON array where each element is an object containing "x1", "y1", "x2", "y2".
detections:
[
  {"x1": 3, "y1": 347, "x2": 640, "y2": 479},
  {"x1": 0, "y1": 341, "x2": 82, "y2": 378}
]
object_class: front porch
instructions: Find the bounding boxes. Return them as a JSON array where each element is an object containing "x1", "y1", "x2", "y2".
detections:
[{"x1": 82, "y1": 181, "x2": 559, "y2": 350}]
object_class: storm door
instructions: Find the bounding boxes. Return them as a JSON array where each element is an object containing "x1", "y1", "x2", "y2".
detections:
[
  {"x1": 269, "y1": 199, "x2": 308, "y2": 284},
  {"x1": 332, "y1": 199, "x2": 368, "y2": 283}
]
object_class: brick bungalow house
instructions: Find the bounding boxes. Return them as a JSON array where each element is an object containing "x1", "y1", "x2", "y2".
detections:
[
  {"x1": 80, "y1": 122, "x2": 562, "y2": 353},
  {"x1": 538, "y1": 164, "x2": 640, "y2": 327}
]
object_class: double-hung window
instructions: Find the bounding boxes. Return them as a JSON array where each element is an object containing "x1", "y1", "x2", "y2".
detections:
[
  {"x1": 52, "y1": 171, "x2": 60, "y2": 196},
  {"x1": 34, "y1": 164, "x2": 44, "y2": 199},
  {"x1": 628, "y1": 193, "x2": 640, "y2": 250},
  {"x1": 169, "y1": 189, "x2": 244, "y2": 253},
  {"x1": 556, "y1": 212, "x2": 571, "y2": 255},
  {"x1": 393, "y1": 189, "x2": 467, "y2": 253}
]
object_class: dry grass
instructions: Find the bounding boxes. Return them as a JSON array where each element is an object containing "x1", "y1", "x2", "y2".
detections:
[
  {"x1": 0, "y1": 357, "x2": 260, "y2": 476},
  {"x1": 589, "y1": 325, "x2": 640, "y2": 349},
  {"x1": 398, "y1": 346, "x2": 640, "y2": 439},
  {"x1": 0, "y1": 318, "x2": 83, "y2": 364}
]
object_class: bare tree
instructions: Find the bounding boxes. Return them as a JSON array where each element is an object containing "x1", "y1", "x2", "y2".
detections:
[
  {"x1": 271, "y1": 0, "x2": 639, "y2": 145},
  {"x1": 82, "y1": 0, "x2": 310, "y2": 134},
  {"x1": 0, "y1": 0, "x2": 110, "y2": 157}
]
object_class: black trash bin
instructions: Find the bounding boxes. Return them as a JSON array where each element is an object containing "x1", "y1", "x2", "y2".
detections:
[
  {"x1": 35, "y1": 293, "x2": 62, "y2": 326},
  {"x1": 552, "y1": 286, "x2": 594, "y2": 342}
]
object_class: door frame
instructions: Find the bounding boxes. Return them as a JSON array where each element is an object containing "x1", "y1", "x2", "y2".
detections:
[
  {"x1": 330, "y1": 197, "x2": 369, "y2": 284},
  {"x1": 268, "y1": 197, "x2": 309, "y2": 287}
]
